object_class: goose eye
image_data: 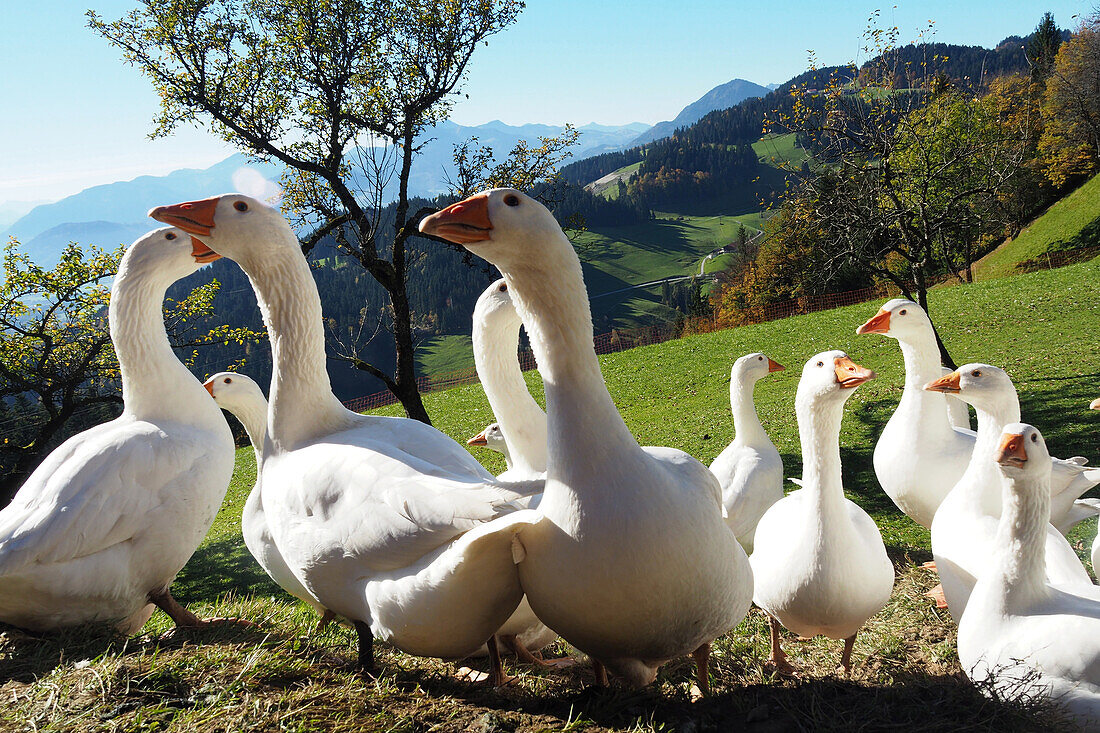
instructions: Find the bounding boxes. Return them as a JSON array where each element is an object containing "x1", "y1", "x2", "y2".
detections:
[
  {"x1": 165, "y1": 231, "x2": 177, "y2": 240},
  {"x1": 504, "y1": 194, "x2": 520, "y2": 207},
  {"x1": 758, "y1": 356, "x2": 763, "y2": 361},
  {"x1": 499, "y1": 283, "x2": 507, "y2": 292},
  {"x1": 1031, "y1": 434, "x2": 1038, "y2": 442},
  {"x1": 234, "y1": 201, "x2": 249, "y2": 212},
  {"x1": 972, "y1": 369, "x2": 982, "y2": 377},
  {"x1": 899, "y1": 309, "x2": 907, "y2": 315},
  {"x1": 224, "y1": 377, "x2": 233, "y2": 384},
  {"x1": 816, "y1": 361, "x2": 824, "y2": 367}
]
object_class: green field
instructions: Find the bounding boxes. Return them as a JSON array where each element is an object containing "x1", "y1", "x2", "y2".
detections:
[
  {"x1": 752, "y1": 133, "x2": 810, "y2": 169},
  {"x1": 5, "y1": 255, "x2": 1098, "y2": 731},
  {"x1": 975, "y1": 173, "x2": 1100, "y2": 280}
]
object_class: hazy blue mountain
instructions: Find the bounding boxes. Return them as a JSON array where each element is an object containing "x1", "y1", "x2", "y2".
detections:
[
  {"x1": 0, "y1": 200, "x2": 47, "y2": 231},
  {"x1": 23, "y1": 221, "x2": 153, "y2": 263},
  {"x1": 6, "y1": 119, "x2": 648, "y2": 263},
  {"x1": 630, "y1": 78, "x2": 769, "y2": 145}
]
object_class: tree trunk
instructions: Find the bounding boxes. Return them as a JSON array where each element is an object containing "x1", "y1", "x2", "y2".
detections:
[
  {"x1": 911, "y1": 261, "x2": 956, "y2": 368},
  {"x1": 389, "y1": 284, "x2": 431, "y2": 424}
]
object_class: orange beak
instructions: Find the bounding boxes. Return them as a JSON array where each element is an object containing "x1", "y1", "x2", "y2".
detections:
[
  {"x1": 995, "y1": 432, "x2": 1028, "y2": 468},
  {"x1": 150, "y1": 196, "x2": 219, "y2": 237},
  {"x1": 926, "y1": 371, "x2": 961, "y2": 394},
  {"x1": 467, "y1": 429, "x2": 488, "y2": 447},
  {"x1": 834, "y1": 356, "x2": 875, "y2": 388},
  {"x1": 856, "y1": 308, "x2": 891, "y2": 335},
  {"x1": 767, "y1": 358, "x2": 785, "y2": 373},
  {"x1": 191, "y1": 236, "x2": 221, "y2": 264},
  {"x1": 203, "y1": 380, "x2": 215, "y2": 397},
  {"x1": 419, "y1": 193, "x2": 492, "y2": 245}
]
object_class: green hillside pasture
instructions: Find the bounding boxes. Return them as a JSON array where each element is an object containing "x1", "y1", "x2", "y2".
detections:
[
  {"x1": 415, "y1": 334, "x2": 475, "y2": 377},
  {"x1": 589, "y1": 161, "x2": 642, "y2": 199},
  {"x1": 752, "y1": 133, "x2": 810, "y2": 169},
  {"x1": 976, "y1": 173, "x2": 1100, "y2": 280},
  {"x1": 5, "y1": 259, "x2": 1097, "y2": 732}
]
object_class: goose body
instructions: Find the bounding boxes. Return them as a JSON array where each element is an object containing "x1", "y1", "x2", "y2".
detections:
[
  {"x1": 927, "y1": 365, "x2": 1092, "y2": 620},
  {"x1": 856, "y1": 300, "x2": 976, "y2": 528},
  {"x1": 203, "y1": 372, "x2": 328, "y2": 617},
  {"x1": 958, "y1": 423, "x2": 1100, "y2": 730},
  {"x1": 750, "y1": 351, "x2": 894, "y2": 673},
  {"x1": 151, "y1": 195, "x2": 541, "y2": 672},
  {"x1": 709, "y1": 352, "x2": 785, "y2": 553},
  {"x1": 422, "y1": 189, "x2": 752, "y2": 689},
  {"x1": 0, "y1": 228, "x2": 234, "y2": 633}
]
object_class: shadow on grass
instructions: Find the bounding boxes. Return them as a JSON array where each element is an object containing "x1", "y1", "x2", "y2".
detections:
[
  {"x1": 172, "y1": 534, "x2": 281, "y2": 606},
  {"x1": 0, "y1": 618, "x2": 270, "y2": 685},
  {"x1": 372, "y1": 654, "x2": 1074, "y2": 733}
]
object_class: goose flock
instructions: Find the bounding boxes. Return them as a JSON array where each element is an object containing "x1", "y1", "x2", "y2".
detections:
[{"x1": 0, "y1": 189, "x2": 1098, "y2": 725}]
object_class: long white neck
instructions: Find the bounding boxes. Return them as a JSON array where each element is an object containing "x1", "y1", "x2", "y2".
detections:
[
  {"x1": 796, "y1": 393, "x2": 848, "y2": 517},
  {"x1": 731, "y1": 373, "x2": 768, "y2": 446},
  {"x1": 500, "y1": 230, "x2": 644, "y2": 486},
  {"x1": 992, "y1": 468, "x2": 1051, "y2": 608},
  {"x1": 473, "y1": 308, "x2": 546, "y2": 475},
  {"x1": 894, "y1": 330, "x2": 954, "y2": 438},
  {"x1": 110, "y1": 255, "x2": 216, "y2": 426},
  {"x1": 236, "y1": 242, "x2": 351, "y2": 452},
  {"x1": 232, "y1": 399, "x2": 269, "y2": 465},
  {"x1": 956, "y1": 394, "x2": 1021, "y2": 515}
]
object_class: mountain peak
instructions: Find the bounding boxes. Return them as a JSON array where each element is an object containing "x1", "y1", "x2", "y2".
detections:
[{"x1": 629, "y1": 78, "x2": 769, "y2": 145}]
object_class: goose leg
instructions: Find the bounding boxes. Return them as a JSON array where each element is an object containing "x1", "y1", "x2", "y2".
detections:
[
  {"x1": 765, "y1": 614, "x2": 797, "y2": 675},
  {"x1": 592, "y1": 658, "x2": 609, "y2": 687},
  {"x1": 499, "y1": 634, "x2": 575, "y2": 668},
  {"x1": 354, "y1": 620, "x2": 375, "y2": 672},
  {"x1": 148, "y1": 587, "x2": 206, "y2": 628},
  {"x1": 315, "y1": 609, "x2": 336, "y2": 632},
  {"x1": 486, "y1": 635, "x2": 512, "y2": 687},
  {"x1": 691, "y1": 642, "x2": 711, "y2": 698},
  {"x1": 839, "y1": 632, "x2": 856, "y2": 676}
]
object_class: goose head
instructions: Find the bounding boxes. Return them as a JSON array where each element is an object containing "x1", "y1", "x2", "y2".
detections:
[
  {"x1": 467, "y1": 422, "x2": 507, "y2": 452},
  {"x1": 732, "y1": 352, "x2": 784, "y2": 385},
  {"x1": 855, "y1": 298, "x2": 932, "y2": 341},
  {"x1": 925, "y1": 363, "x2": 1015, "y2": 413},
  {"x1": 418, "y1": 188, "x2": 569, "y2": 272},
  {"x1": 123, "y1": 225, "x2": 219, "y2": 283},
  {"x1": 797, "y1": 350, "x2": 876, "y2": 408},
  {"x1": 475, "y1": 278, "x2": 521, "y2": 331},
  {"x1": 995, "y1": 422, "x2": 1051, "y2": 479},
  {"x1": 149, "y1": 194, "x2": 292, "y2": 268},
  {"x1": 203, "y1": 371, "x2": 266, "y2": 415}
]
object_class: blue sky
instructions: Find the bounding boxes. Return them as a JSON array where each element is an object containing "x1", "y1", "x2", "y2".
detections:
[{"x1": 0, "y1": 0, "x2": 1090, "y2": 205}]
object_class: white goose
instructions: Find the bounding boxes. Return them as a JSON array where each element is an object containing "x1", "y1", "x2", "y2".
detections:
[
  {"x1": 1091, "y1": 399, "x2": 1100, "y2": 576},
  {"x1": 926, "y1": 365, "x2": 1093, "y2": 620},
  {"x1": 471, "y1": 278, "x2": 547, "y2": 482},
  {"x1": 203, "y1": 372, "x2": 333, "y2": 625},
  {"x1": 709, "y1": 352, "x2": 785, "y2": 553},
  {"x1": 421, "y1": 188, "x2": 752, "y2": 692},
  {"x1": 856, "y1": 299, "x2": 976, "y2": 528},
  {"x1": 750, "y1": 351, "x2": 894, "y2": 675},
  {"x1": 0, "y1": 228, "x2": 234, "y2": 633},
  {"x1": 958, "y1": 423, "x2": 1100, "y2": 729},
  {"x1": 151, "y1": 195, "x2": 542, "y2": 684}
]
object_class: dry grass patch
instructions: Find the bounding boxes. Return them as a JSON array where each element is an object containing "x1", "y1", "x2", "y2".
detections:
[{"x1": 1, "y1": 565, "x2": 1078, "y2": 732}]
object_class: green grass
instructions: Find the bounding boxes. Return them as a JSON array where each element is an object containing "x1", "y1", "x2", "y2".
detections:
[
  {"x1": 4, "y1": 258, "x2": 1098, "y2": 731},
  {"x1": 975, "y1": 173, "x2": 1100, "y2": 280},
  {"x1": 589, "y1": 161, "x2": 642, "y2": 199},
  {"x1": 414, "y1": 334, "x2": 475, "y2": 377},
  {"x1": 752, "y1": 133, "x2": 810, "y2": 169}
]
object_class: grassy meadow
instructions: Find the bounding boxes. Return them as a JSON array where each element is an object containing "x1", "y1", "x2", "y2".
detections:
[{"x1": 5, "y1": 255, "x2": 1097, "y2": 731}]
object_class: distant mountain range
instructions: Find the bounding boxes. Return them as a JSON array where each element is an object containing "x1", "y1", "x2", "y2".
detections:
[
  {"x1": 5, "y1": 76, "x2": 776, "y2": 264},
  {"x1": 629, "y1": 78, "x2": 770, "y2": 145},
  {"x1": 3, "y1": 119, "x2": 650, "y2": 264}
]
